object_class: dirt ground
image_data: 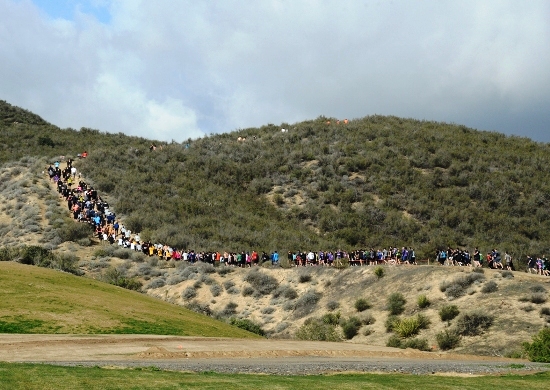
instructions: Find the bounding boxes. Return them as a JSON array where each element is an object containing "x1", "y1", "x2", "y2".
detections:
[{"x1": 0, "y1": 334, "x2": 534, "y2": 364}]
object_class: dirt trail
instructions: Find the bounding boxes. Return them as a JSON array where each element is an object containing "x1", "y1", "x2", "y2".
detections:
[{"x1": 3, "y1": 334, "x2": 549, "y2": 375}]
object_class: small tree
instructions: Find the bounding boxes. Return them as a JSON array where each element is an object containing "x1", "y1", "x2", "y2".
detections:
[
  {"x1": 523, "y1": 327, "x2": 550, "y2": 362},
  {"x1": 387, "y1": 292, "x2": 406, "y2": 315}
]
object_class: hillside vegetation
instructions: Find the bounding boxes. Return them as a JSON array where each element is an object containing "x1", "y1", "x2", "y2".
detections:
[{"x1": 3, "y1": 100, "x2": 550, "y2": 259}]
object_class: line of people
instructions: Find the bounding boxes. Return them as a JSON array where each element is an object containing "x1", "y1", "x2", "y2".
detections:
[{"x1": 47, "y1": 157, "x2": 549, "y2": 276}]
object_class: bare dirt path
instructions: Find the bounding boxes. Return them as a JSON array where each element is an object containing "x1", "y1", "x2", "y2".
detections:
[{"x1": 1, "y1": 334, "x2": 548, "y2": 375}]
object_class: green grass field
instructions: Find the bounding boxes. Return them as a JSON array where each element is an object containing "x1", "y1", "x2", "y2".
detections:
[
  {"x1": 0, "y1": 262, "x2": 257, "y2": 337},
  {"x1": 0, "y1": 363, "x2": 549, "y2": 390}
]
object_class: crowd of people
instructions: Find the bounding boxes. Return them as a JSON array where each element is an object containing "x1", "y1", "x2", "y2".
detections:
[{"x1": 46, "y1": 157, "x2": 550, "y2": 276}]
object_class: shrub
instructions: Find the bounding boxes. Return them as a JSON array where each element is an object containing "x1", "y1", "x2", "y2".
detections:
[
  {"x1": 227, "y1": 286, "x2": 240, "y2": 295},
  {"x1": 363, "y1": 327, "x2": 374, "y2": 336},
  {"x1": 361, "y1": 314, "x2": 376, "y2": 325},
  {"x1": 530, "y1": 293, "x2": 547, "y2": 304},
  {"x1": 386, "y1": 334, "x2": 402, "y2": 348},
  {"x1": 385, "y1": 315, "x2": 399, "y2": 332},
  {"x1": 440, "y1": 273, "x2": 485, "y2": 299},
  {"x1": 472, "y1": 267, "x2": 484, "y2": 274},
  {"x1": 242, "y1": 285, "x2": 255, "y2": 297},
  {"x1": 146, "y1": 278, "x2": 165, "y2": 289},
  {"x1": 540, "y1": 307, "x2": 550, "y2": 316},
  {"x1": 282, "y1": 301, "x2": 295, "y2": 311},
  {"x1": 59, "y1": 222, "x2": 93, "y2": 243},
  {"x1": 196, "y1": 263, "x2": 216, "y2": 274},
  {"x1": 523, "y1": 327, "x2": 550, "y2": 363},
  {"x1": 387, "y1": 292, "x2": 406, "y2": 315},
  {"x1": 185, "y1": 301, "x2": 212, "y2": 316},
  {"x1": 326, "y1": 300, "x2": 340, "y2": 311},
  {"x1": 181, "y1": 286, "x2": 197, "y2": 300},
  {"x1": 530, "y1": 285, "x2": 546, "y2": 293},
  {"x1": 244, "y1": 269, "x2": 278, "y2": 295},
  {"x1": 298, "y1": 273, "x2": 312, "y2": 283},
  {"x1": 275, "y1": 322, "x2": 289, "y2": 333},
  {"x1": 392, "y1": 314, "x2": 430, "y2": 338},
  {"x1": 102, "y1": 266, "x2": 142, "y2": 291},
  {"x1": 112, "y1": 248, "x2": 131, "y2": 259},
  {"x1": 481, "y1": 280, "x2": 498, "y2": 293},
  {"x1": 522, "y1": 305, "x2": 535, "y2": 312},
  {"x1": 439, "y1": 305, "x2": 460, "y2": 322},
  {"x1": 321, "y1": 312, "x2": 341, "y2": 325},
  {"x1": 402, "y1": 338, "x2": 430, "y2": 351},
  {"x1": 198, "y1": 274, "x2": 215, "y2": 285},
  {"x1": 217, "y1": 266, "x2": 234, "y2": 276},
  {"x1": 374, "y1": 266, "x2": 385, "y2": 279},
  {"x1": 210, "y1": 284, "x2": 223, "y2": 297},
  {"x1": 354, "y1": 298, "x2": 371, "y2": 312},
  {"x1": 443, "y1": 283, "x2": 465, "y2": 299},
  {"x1": 272, "y1": 284, "x2": 298, "y2": 300},
  {"x1": 167, "y1": 275, "x2": 185, "y2": 285},
  {"x1": 436, "y1": 329, "x2": 461, "y2": 350},
  {"x1": 193, "y1": 280, "x2": 203, "y2": 289},
  {"x1": 293, "y1": 290, "x2": 322, "y2": 317},
  {"x1": 500, "y1": 270, "x2": 514, "y2": 279},
  {"x1": 218, "y1": 302, "x2": 238, "y2": 317},
  {"x1": 261, "y1": 306, "x2": 275, "y2": 315},
  {"x1": 296, "y1": 318, "x2": 341, "y2": 342},
  {"x1": 229, "y1": 318, "x2": 265, "y2": 336},
  {"x1": 455, "y1": 312, "x2": 494, "y2": 336},
  {"x1": 417, "y1": 294, "x2": 430, "y2": 309},
  {"x1": 341, "y1": 316, "x2": 362, "y2": 339},
  {"x1": 223, "y1": 280, "x2": 235, "y2": 290}
]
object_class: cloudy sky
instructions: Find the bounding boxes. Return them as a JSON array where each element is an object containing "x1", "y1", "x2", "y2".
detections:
[{"x1": 1, "y1": 0, "x2": 549, "y2": 142}]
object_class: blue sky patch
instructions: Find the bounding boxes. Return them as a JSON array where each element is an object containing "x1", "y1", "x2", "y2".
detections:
[{"x1": 32, "y1": 0, "x2": 111, "y2": 24}]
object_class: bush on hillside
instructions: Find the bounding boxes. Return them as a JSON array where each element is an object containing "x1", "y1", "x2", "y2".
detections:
[
  {"x1": 293, "y1": 290, "x2": 322, "y2": 318},
  {"x1": 481, "y1": 280, "x2": 498, "y2": 293},
  {"x1": 229, "y1": 318, "x2": 265, "y2": 336},
  {"x1": 298, "y1": 273, "x2": 312, "y2": 283},
  {"x1": 210, "y1": 284, "x2": 223, "y2": 297},
  {"x1": 321, "y1": 312, "x2": 341, "y2": 325},
  {"x1": 530, "y1": 285, "x2": 546, "y2": 293},
  {"x1": 439, "y1": 305, "x2": 460, "y2": 322},
  {"x1": 373, "y1": 266, "x2": 385, "y2": 279},
  {"x1": 340, "y1": 316, "x2": 362, "y2": 339},
  {"x1": 244, "y1": 269, "x2": 278, "y2": 295},
  {"x1": 530, "y1": 294, "x2": 547, "y2": 304},
  {"x1": 436, "y1": 329, "x2": 461, "y2": 350},
  {"x1": 522, "y1": 327, "x2": 550, "y2": 363},
  {"x1": 296, "y1": 317, "x2": 341, "y2": 342},
  {"x1": 326, "y1": 300, "x2": 340, "y2": 311},
  {"x1": 417, "y1": 294, "x2": 430, "y2": 309},
  {"x1": 272, "y1": 284, "x2": 298, "y2": 300},
  {"x1": 181, "y1": 286, "x2": 197, "y2": 300},
  {"x1": 185, "y1": 301, "x2": 212, "y2": 317},
  {"x1": 218, "y1": 302, "x2": 238, "y2": 318},
  {"x1": 385, "y1": 315, "x2": 399, "y2": 333},
  {"x1": 392, "y1": 314, "x2": 430, "y2": 338},
  {"x1": 454, "y1": 312, "x2": 494, "y2": 336},
  {"x1": 387, "y1": 292, "x2": 406, "y2": 315},
  {"x1": 354, "y1": 298, "x2": 371, "y2": 312}
]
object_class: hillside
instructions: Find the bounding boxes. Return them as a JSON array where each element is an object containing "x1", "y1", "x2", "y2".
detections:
[
  {"x1": 3, "y1": 100, "x2": 550, "y2": 258},
  {"x1": 0, "y1": 261, "x2": 257, "y2": 337}
]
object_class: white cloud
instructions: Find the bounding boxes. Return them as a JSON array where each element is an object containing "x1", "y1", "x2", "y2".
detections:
[{"x1": 0, "y1": 0, "x2": 549, "y2": 141}]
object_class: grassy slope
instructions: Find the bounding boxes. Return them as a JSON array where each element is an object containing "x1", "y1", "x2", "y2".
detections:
[
  {"x1": 0, "y1": 261, "x2": 257, "y2": 337},
  {"x1": 0, "y1": 363, "x2": 549, "y2": 390}
]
